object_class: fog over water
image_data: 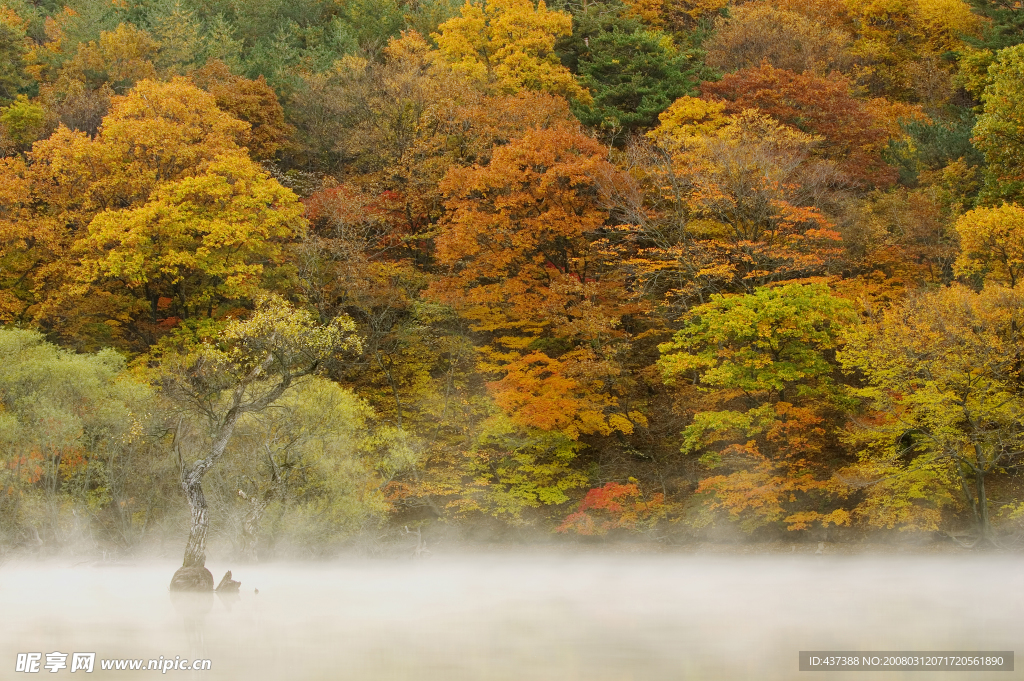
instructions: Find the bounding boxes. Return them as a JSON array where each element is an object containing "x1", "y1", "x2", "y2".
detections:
[{"x1": 2, "y1": 554, "x2": 1021, "y2": 680}]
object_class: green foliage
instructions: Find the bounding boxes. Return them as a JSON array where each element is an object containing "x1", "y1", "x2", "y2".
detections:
[
  {"x1": 0, "y1": 21, "x2": 30, "y2": 105},
  {"x1": 974, "y1": 43, "x2": 1024, "y2": 204},
  {"x1": 150, "y1": 1, "x2": 206, "y2": 74},
  {"x1": 659, "y1": 283, "x2": 854, "y2": 398},
  {"x1": 0, "y1": 328, "x2": 155, "y2": 547},
  {"x1": 157, "y1": 292, "x2": 364, "y2": 565},
  {"x1": 557, "y1": 1, "x2": 704, "y2": 134},
  {"x1": 885, "y1": 109, "x2": 983, "y2": 187},
  {"x1": 223, "y1": 376, "x2": 391, "y2": 555},
  {"x1": 659, "y1": 284, "x2": 856, "y2": 531},
  {"x1": 50, "y1": 0, "x2": 121, "y2": 58},
  {"x1": 466, "y1": 415, "x2": 588, "y2": 522},
  {"x1": 0, "y1": 95, "x2": 45, "y2": 151},
  {"x1": 569, "y1": 16, "x2": 699, "y2": 134},
  {"x1": 964, "y1": 0, "x2": 1024, "y2": 52}
]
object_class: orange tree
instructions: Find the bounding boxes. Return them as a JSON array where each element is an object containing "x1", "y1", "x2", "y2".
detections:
[
  {"x1": 429, "y1": 121, "x2": 642, "y2": 437},
  {"x1": 423, "y1": 121, "x2": 646, "y2": 519},
  {"x1": 190, "y1": 60, "x2": 291, "y2": 161},
  {"x1": 700, "y1": 63, "x2": 908, "y2": 188}
]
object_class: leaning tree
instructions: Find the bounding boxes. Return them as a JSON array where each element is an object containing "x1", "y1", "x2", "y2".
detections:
[{"x1": 162, "y1": 294, "x2": 360, "y2": 589}]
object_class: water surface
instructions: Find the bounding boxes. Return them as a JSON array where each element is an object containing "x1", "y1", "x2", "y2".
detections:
[{"x1": 1, "y1": 554, "x2": 1020, "y2": 679}]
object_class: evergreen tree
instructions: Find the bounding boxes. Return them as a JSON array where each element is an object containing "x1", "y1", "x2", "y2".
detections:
[
  {"x1": 965, "y1": 0, "x2": 1024, "y2": 52},
  {"x1": 558, "y1": 2, "x2": 702, "y2": 134},
  {"x1": 0, "y1": 22, "x2": 30, "y2": 105}
]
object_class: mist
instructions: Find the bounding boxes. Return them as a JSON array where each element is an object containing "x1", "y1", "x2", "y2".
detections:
[{"x1": 3, "y1": 552, "x2": 1020, "y2": 680}]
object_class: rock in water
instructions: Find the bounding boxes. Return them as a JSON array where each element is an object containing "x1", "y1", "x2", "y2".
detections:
[
  {"x1": 215, "y1": 570, "x2": 241, "y2": 592},
  {"x1": 169, "y1": 566, "x2": 214, "y2": 592}
]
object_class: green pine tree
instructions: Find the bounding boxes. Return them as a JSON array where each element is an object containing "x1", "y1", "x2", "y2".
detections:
[{"x1": 557, "y1": 2, "x2": 703, "y2": 136}]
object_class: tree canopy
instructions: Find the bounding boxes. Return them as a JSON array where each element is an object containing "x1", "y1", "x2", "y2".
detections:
[{"x1": 4, "y1": 0, "x2": 1024, "y2": 554}]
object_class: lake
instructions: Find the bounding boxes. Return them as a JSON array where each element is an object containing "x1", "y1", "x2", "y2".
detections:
[{"x1": 1, "y1": 553, "x2": 1020, "y2": 679}]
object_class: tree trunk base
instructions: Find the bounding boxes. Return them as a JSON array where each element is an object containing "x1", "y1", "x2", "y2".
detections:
[
  {"x1": 215, "y1": 570, "x2": 241, "y2": 592},
  {"x1": 169, "y1": 566, "x2": 214, "y2": 592}
]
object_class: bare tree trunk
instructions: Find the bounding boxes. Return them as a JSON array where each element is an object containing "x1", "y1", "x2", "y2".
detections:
[
  {"x1": 171, "y1": 424, "x2": 237, "y2": 591},
  {"x1": 170, "y1": 459, "x2": 216, "y2": 592},
  {"x1": 174, "y1": 386, "x2": 251, "y2": 573},
  {"x1": 181, "y1": 462, "x2": 211, "y2": 568},
  {"x1": 238, "y1": 490, "x2": 268, "y2": 562},
  {"x1": 976, "y1": 469, "x2": 992, "y2": 543},
  {"x1": 971, "y1": 443, "x2": 994, "y2": 546}
]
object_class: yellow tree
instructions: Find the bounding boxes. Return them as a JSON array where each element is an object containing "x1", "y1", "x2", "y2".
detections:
[
  {"x1": 954, "y1": 203, "x2": 1024, "y2": 287},
  {"x1": 0, "y1": 78, "x2": 303, "y2": 349},
  {"x1": 71, "y1": 154, "x2": 300, "y2": 323},
  {"x1": 433, "y1": 0, "x2": 590, "y2": 102},
  {"x1": 840, "y1": 284, "x2": 1024, "y2": 541}
]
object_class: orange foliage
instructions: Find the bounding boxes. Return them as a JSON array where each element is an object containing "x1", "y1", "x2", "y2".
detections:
[
  {"x1": 191, "y1": 60, "x2": 291, "y2": 160},
  {"x1": 701, "y1": 62, "x2": 906, "y2": 187},
  {"x1": 429, "y1": 122, "x2": 642, "y2": 437},
  {"x1": 695, "y1": 403, "x2": 848, "y2": 531},
  {"x1": 557, "y1": 481, "x2": 666, "y2": 534}
]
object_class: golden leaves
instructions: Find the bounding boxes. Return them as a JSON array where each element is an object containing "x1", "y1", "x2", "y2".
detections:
[
  {"x1": 434, "y1": 0, "x2": 590, "y2": 102},
  {"x1": 0, "y1": 78, "x2": 300, "y2": 348},
  {"x1": 954, "y1": 203, "x2": 1024, "y2": 288}
]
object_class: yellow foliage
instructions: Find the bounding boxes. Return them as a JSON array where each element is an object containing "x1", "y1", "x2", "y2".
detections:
[
  {"x1": 955, "y1": 203, "x2": 1024, "y2": 288},
  {"x1": 840, "y1": 284, "x2": 1024, "y2": 534},
  {"x1": 911, "y1": 0, "x2": 982, "y2": 54},
  {"x1": 842, "y1": 0, "x2": 980, "y2": 55},
  {"x1": 433, "y1": 0, "x2": 590, "y2": 102},
  {"x1": 646, "y1": 95, "x2": 728, "y2": 146},
  {"x1": 0, "y1": 78, "x2": 300, "y2": 347},
  {"x1": 623, "y1": 0, "x2": 728, "y2": 33}
]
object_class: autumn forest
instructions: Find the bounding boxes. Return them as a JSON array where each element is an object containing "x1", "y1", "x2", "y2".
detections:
[{"x1": 1, "y1": 0, "x2": 1023, "y2": 560}]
